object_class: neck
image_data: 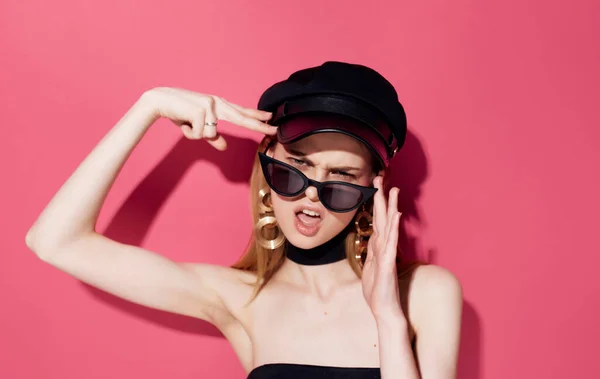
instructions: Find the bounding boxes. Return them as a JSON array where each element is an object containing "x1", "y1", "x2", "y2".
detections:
[
  {"x1": 281, "y1": 230, "x2": 358, "y2": 296},
  {"x1": 285, "y1": 229, "x2": 348, "y2": 266}
]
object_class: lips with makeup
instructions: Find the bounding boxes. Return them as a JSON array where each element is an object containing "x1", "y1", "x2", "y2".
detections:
[{"x1": 294, "y1": 205, "x2": 324, "y2": 237}]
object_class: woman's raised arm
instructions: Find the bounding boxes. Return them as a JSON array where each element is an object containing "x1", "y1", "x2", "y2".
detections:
[{"x1": 25, "y1": 88, "x2": 276, "y2": 324}]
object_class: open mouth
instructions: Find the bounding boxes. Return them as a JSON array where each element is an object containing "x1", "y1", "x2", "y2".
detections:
[{"x1": 296, "y1": 209, "x2": 321, "y2": 226}]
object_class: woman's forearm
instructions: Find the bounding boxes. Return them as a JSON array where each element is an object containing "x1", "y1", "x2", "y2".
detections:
[
  {"x1": 26, "y1": 93, "x2": 159, "y2": 255},
  {"x1": 377, "y1": 314, "x2": 420, "y2": 379}
]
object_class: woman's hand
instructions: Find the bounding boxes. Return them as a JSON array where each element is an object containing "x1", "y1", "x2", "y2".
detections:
[
  {"x1": 361, "y1": 176, "x2": 405, "y2": 323},
  {"x1": 141, "y1": 87, "x2": 278, "y2": 151}
]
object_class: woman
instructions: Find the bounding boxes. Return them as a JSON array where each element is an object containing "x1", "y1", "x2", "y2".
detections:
[{"x1": 25, "y1": 61, "x2": 462, "y2": 378}]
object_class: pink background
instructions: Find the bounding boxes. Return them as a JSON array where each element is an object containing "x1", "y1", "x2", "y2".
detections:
[{"x1": 1, "y1": 1, "x2": 599, "y2": 378}]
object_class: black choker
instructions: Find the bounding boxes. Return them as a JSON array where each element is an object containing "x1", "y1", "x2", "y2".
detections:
[{"x1": 285, "y1": 230, "x2": 348, "y2": 266}]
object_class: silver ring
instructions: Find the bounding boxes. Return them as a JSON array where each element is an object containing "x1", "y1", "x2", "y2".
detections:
[{"x1": 204, "y1": 121, "x2": 218, "y2": 127}]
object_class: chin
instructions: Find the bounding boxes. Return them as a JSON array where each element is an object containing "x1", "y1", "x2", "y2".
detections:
[{"x1": 284, "y1": 231, "x2": 327, "y2": 249}]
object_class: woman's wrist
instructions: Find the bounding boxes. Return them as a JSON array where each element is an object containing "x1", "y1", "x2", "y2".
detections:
[
  {"x1": 133, "y1": 89, "x2": 162, "y2": 128},
  {"x1": 375, "y1": 310, "x2": 407, "y2": 333}
]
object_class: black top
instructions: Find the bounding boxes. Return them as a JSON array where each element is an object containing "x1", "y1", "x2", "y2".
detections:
[{"x1": 247, "y1": 363, "x2": 380, "y2": 379}]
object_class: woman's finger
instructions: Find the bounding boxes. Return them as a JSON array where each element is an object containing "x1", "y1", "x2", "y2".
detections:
[
  {"x1": 218, "y1": 102, "x2": 278, "y2": 135},
  {"x1": 202, "y1": 99, "x2": 219, "y2": 139},
  {"x1": 378, "y1": 207, "x2": 397, "y2": 262},
  {"x1": 387, "y1": 187, "x2": 399, "y2": 230},
  {"x1": 178, "y1": 119, "x2": 194, "y2": 139},
  {"x1": 222, "y1": 99, "x2": 273, "y2": 121},
  {"x1": 203, "y1": 124, "x2": 217, "y2": 139},
  {"x1": 190, "y1": 108, "x2": 206, "y2": 140},
  {"x1": 372, "y1": 176, "x2": 387, "y2": 235},
  {"x1": 205, "y1": 134, "x2": 228, "y2": 151},
  {"x1": 384, "y1": 212, "x2": 401, "y2": 264}
]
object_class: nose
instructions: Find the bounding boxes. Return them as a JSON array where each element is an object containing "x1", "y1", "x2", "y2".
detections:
[{"x1": 305, "y1": 186, "x2": 319, "y2": 202}]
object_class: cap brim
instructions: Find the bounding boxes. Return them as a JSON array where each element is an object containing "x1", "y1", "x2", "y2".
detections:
[
  {"x1": 270, "y1": 94, "x2": 396, "y2": 167},
  {"x1": 276, "y1": 116, "x2": 390, "y2": 168}
]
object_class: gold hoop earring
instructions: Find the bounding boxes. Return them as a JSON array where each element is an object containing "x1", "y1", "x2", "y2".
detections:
[
  {"x1": 258, "y1": 188, "x2": 273, "y2": 213},
  {"x1": 354, "y1": 206, "x2": 373, "y2": 262},
  {"x1": 255, "y1": 188, "x2": 285, "y2": 250}
]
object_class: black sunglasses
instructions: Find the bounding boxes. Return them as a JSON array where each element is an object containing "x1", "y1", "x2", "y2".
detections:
[{"x1": 258, "y1": 152, "x2": 377, "y2": 213}]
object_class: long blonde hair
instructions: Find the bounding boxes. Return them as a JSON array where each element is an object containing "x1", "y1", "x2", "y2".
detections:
[{"x1": 231, "y1": 136, "x2": 422, "y2": 300}]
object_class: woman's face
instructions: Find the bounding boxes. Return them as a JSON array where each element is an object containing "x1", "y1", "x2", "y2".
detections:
[{"x1": 268, "y1": 119, "x2": 377, "y2": 250}]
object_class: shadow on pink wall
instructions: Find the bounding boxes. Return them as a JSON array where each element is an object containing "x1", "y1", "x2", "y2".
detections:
[
  {"x1": 82, "y1": 129, "x2": 481, "y2": 378},
  {"x1": 84, "y1": 132, "x2": 260, "y2": 338},
  {"x1": 459, "y1": 301, "x2": 481, "y2": 379}
]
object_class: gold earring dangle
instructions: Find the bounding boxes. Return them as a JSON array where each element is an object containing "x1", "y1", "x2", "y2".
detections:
[
  {"x1": 354, "y1": 205, "x2": 373, "y2": 262},
  {"x1": 254, "y1": 188, "x2": 285, "y2": 250}
]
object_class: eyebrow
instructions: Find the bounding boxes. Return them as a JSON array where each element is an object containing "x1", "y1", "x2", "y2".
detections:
[{"x1": 287, "y1": 149, "x2": 362, "y2": 172}]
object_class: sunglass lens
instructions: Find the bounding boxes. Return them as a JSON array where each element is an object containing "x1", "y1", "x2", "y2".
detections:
[
  {"x1": 267, "y1": 163, "x2": 305, "y2": 195},
  {"x1": 320, "y1": 183, "x2": 364, "y2": 211}
]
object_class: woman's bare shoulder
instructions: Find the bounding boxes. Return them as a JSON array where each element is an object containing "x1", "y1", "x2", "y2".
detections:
[
  {"x1": 179, "y1": 262, "x2": 259, "y2": 322},
  {"x1": 406, "y1": 264, "x2": 463, "y2": 331},
  {"x1": 410, "y1": 264, "x2": 462, "y2": 294}
]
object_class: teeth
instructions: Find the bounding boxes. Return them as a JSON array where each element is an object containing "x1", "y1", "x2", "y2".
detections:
[{"x1": 302, "y1": 209, "x2": 320, "y2": 217}]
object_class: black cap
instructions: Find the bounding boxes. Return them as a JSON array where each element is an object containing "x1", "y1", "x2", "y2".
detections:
[{"x1": 257, "y1": 61, "x2": 407, "y2": 167}]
